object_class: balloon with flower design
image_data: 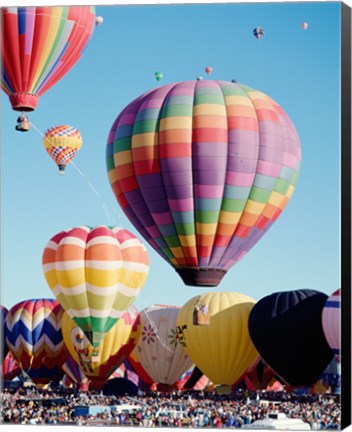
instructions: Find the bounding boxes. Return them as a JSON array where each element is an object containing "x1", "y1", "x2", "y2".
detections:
[{"x1": 132, "y1": 304, "x2": 193, "y2": 386}]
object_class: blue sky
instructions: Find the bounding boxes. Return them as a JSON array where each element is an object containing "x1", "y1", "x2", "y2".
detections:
[{"x1": 1, "y1": 1, "x2": 342, "y2": 312}]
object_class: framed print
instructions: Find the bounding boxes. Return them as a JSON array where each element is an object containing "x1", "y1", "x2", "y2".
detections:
[{"x1": 1, "y1": 1, "x2": 351, "y2": 430}]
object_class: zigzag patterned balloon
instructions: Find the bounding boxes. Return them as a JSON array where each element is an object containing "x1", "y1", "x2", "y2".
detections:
[{"x1": 5, "y1": 298, "x2": 68, "y2": 385}]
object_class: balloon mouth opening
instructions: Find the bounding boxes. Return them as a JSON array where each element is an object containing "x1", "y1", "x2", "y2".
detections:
[
  {"x1": 9, "y1": 93, "x2": 39, "y2": 111},
  {"x1": 175, "y1": 268, "x2": 227, "y2": 287}
]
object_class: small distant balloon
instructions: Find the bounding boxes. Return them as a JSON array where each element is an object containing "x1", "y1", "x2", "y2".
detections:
[
  {"x1": 205, "y1": 66, "x2": 213, "y2": 75},
  {"x1": 231, "y1": 79, "x2": 238, "y2": 83},
  {"x1": 95, "y1": 16, "x2": 104, "y2": 26},
  {"x1": 197, "y1": 76, "x2": 203, "y2": 81},
  {"x1": 301, "y1": 22, "x2": 308, "y2": 30},
  {"x1": 155, "y1": 71, "x2": 163, "y2": 82},
  {"x1": 253, "y1": 27, "x2": 265, "y2": 39}
]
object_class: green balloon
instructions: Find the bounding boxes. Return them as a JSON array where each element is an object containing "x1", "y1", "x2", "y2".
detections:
[{"x1": 155, "y1": 71, "x2": 163, "y2": 81}]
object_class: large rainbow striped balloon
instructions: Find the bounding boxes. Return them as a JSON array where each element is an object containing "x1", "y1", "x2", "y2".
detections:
[
  {"x1": 42, "y1": 225, "x2": 149, "y2": 348},
  {"x1": 43, "y1": 125, "x2": 83, "y2": 174},
  {"x1": 106, "y1": 80, "x2": 301, "y2": 286},
  {"x1": 1, "y1": 6, "x2": 95, "y2": 112},
  {"x1": 5, "y1": 298, "x2": 67, "y2": 385},
  {"x1": 322, "y1": 289, "x2": 340, "y2": 355}
]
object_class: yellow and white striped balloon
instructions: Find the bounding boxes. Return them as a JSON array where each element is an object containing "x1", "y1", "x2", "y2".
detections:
[{"x1": 42, "y1": 225, "x2": 149, "y2": 347}]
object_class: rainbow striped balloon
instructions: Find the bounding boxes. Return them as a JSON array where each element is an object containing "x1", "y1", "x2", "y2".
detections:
[
  {"x1": 106, "y1": 80, "x2": 301, "y2": 287},
  {"x1": 5, "y1": 298, "x2": 67, "y2": 385},
  {"x1": 42, "y1": 225, "x2": 149, "y2": 348},
  {"x1": 43, "y1": 125, "x2": 83, "y2": 173},
  {"x1": 322, "y1": 289, "x2": 340, "y2": 355},
  {"x1": 1, "y1": 6, "x2": 95, "y2": 112}
]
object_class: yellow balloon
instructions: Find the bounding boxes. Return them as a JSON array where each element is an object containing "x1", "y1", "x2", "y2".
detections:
[
  {"x1": 61, "y1": 305, "x2": 141, "y2": 385},
  {"x1": 176, "y1": 292, "x2": 258, "y2": 386}
]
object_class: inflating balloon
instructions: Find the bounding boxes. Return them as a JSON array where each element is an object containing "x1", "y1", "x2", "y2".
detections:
[
  {"x1": 253, "y1": 27, "x2": 265, "y2": 39},
  {"x1": 248, "y1": 289, "x2": 334, "y2": 387},
  {"x1": 133, "y1": 305, "x2": 193, "y2": 386},
  {"x1": 5, "y1": 299, "x2": 68, "y2": 386},
  {"x1": 1, "y1": 6, "x2": 96, "y2": 112},
  {"x1": 42, "y1": 225, "x2": 149, "y2": 348},
  {"x1": 1, "y1": 352, "x2": 21, "y2": 382},
  {"x1": 61, "y1": 305, "x2": 140, "y2": 389},
  {"x1": 43, "y1": 125, "x2": 83, "y2": 174},
  {"x1": 321, "y1": 289, "x2": 340, "y2": 356},
  {"x1": 176, "y1": 292, "x2": 258, "y2": 385},
  {"x1": 106, "y1": 80, "x2": 301, "y2": 287}
]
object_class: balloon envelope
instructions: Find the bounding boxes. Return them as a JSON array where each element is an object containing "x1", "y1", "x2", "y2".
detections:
[
  {"x1": 43, "y1": 125, "x2": 83, "y2": 173},
  {"x1": 176, "y1": 292, "x2": 258, "y2": 385},
  {"x1": 5, "y1": 298, "x2": 68, "y2": 385},
  {"x1": 1, "y1": 352, "x2": 21, "y2": 381},
  {"x1": 133, "y1": 304, "x2": 193, "y2": 385},
  {"x1": 106, "y1": 80, "x2": 301, "y2": 287},
  {"x1": 253, "y1": 27, "x2": 264, "y2": 39},
  {"x1": 248, "y1": 289, "x2": 334, "y2": 387},
  {"x1": 1, "y1": 6, "x2": 96, "y2": 111},
  {"x1": 42, "y1": 225, "x2": 149, "y2": 347},
  {"x1": 321, "y1": 289, "x2": 340, "y2": 355},
  {"x1": 1, "y1": 305, "x2": 8, "y2": 359},
  {"x1": 205, "y1": 66, "x2": 213, "y2": 75},
  {"x1": 61, "y1": 305, "x2": 141, "y2": 387}
]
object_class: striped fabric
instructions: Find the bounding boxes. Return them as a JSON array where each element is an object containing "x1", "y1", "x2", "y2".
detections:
[
  {"x1": 61, "y1": 305, "x2": 141, "y2": 383},
  {"x1": 1, "y1": 6, "x2": 95, "y2": 111},
  {"x1": 42, "y1": 225, "x2": 149, "y2": 348},
  {"x1": 1, "y1": 352, "x2": 21, "y2": 381},
  {"x1": 43, "y1": 124, "x2": 83, "y2": 171},
  {"x1": 322, "y1": 289, "x2": 340, "y2": 355},
  {"x1": 106, "y1": 80, "x2": 301, "y2": 286},
  {"x1": 5, "y1": 298, "x2": 68, "y2": 385},
  {"x1": 1, "y1": 305, "x2": 8, "y2": 358}
]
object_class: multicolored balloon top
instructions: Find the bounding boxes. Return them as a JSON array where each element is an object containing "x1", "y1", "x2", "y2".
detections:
[
  {"x1": 42, "y1": 225, "x2": 149, "y2": 348},
  {"x1": 106, "y1": 80, "x2": 301, "y2": 286},
  {"x1": 1, "y1": 6, "x2": 96, "y2": 112},
  {"x1": 43, "y1": 125, "x2": 83, "y2": 174}
]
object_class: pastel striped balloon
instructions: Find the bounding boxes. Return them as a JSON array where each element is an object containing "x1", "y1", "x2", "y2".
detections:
[
  {"x1": 1, "y1": 6, "x2": 95, "y2": 112},
  {"x1": 322, "y1": 289, "x2": 340, "y2": 355},
  {"x1": 5, "y1": 298, "x2": 67, "y2": 385},
  {"x1": 42, "y1": 225, "x2": 149, "y2": 347},
  {"x1": 43, "y1": 125, "x2": 83, "y2": 173},
  {"x1": 106, "y1": 80, "x2": 301, "y2": 287}
]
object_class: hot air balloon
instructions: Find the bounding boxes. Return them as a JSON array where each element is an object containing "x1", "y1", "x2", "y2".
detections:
[
  {"x1": 128, "y1": 349, "x2": 155, "y2": 388},
  {"x1": 1, "y1": 352, "x2": 21, "y2": 381},
  {"x1": 253, "y1": 27, "x2": 265, "y2": 39},
  {"x1": 248, "y1": 289, "x2": 334, "y2": 387},
  {"x1": 155, "y1": 71, "x2": 163, "y2": 82},
  {"x1": 61, "y1": 305, "x2": 141, "y2": 389},
  {"x1": 42, "y1": 225, "x2": 149, "y2": 348},
  {"x1": 205, "y1": 66, "x2": 213, "y2": 75},
  {"x1": 1, "y1": 6, "x2": 96, "y2": 115},
  {"x1": 43, "y1": 125, "x2": 83, "y2": 174},
  {"x1": 132, "y1": 305, "x2": 193, "y2": 387},
  {"x1": 196, "y1": 76, "x2": 204, "y2": 80},
  {"x1": 61, "y1": 354, "x2": 89, "y2": 391},
  {"x1": 176, "y1": 292, "x2": 258, "y2": 386},
  {"x1": 95, "y1": 16, "x2": 104, "y2": 26},
  {"x1": 244, "y1": 357, "x2": 281, "y2": 391},
  {"x1": 106, "y1": 80, "x2": 301, "y2": 287},
  {"x1": 301, "y1": 22, "x2": 308, "y2": 30},
  {"x1": 321, "y1": 289, "x2": 340, "y2": 356},
  {"x1": 1, "y1": 305, "x2": 8, "y2": 360},
  {"x1": 5, "y1": 299, "x2": 68, "y2": 386}
]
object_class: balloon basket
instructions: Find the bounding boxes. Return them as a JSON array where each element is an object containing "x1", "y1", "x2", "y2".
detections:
[{"x1": 176, "y1": 268, "x2": 227, "y2": 287}]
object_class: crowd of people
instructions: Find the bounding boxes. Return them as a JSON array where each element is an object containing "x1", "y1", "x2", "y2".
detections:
[{"x1": 0, "y1": 386, "x2": 341, "y2": 429}]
